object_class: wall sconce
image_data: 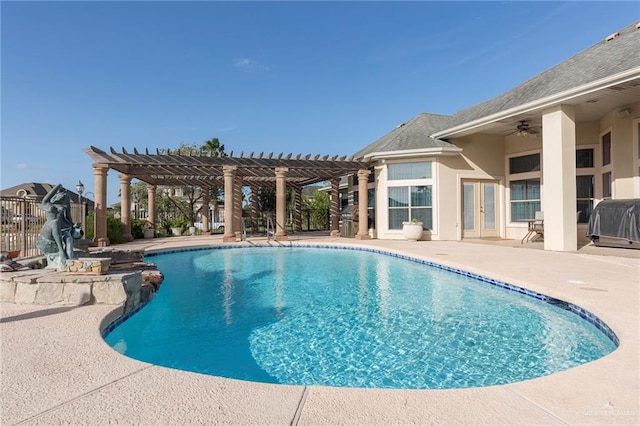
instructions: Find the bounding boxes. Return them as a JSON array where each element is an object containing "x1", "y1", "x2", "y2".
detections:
[{"x1": 617, "y1": 107, "x2": 632, "y2": 118}]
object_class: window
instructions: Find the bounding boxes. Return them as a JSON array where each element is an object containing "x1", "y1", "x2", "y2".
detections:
[
  {"x1": 510, "y1": 179, "x2": 540, "y2": 221},
  {"x1": 576, "y1": 149, "x2": 594, "y2": 168},
  {"x1": 509, "y1": 153, "x2": 540, "y2": 174},
  {"x1": 602, "y1": 172, "x2": 612, "y2": 198},
  {"x1": 388, "y1": 186, "x2": 432, "y2": 230},
  {"x1": 576, "y1": 175, "x2": 594, "y2": 223},
  {"x1": 634, "y1": 120, "x2": 640, "y2": 197},
  {"x1": 602, "y1": 132, "x2": 611, "y2": 166},
  {"x1": 388, "y1": 162, "x2": 431, "y2": 180},
  {"x1": 340, "y1": 192, "x2": 348, "y2": 211},
  {"x1": 508, "y1": 152, "x2": 541, "y2": 223}
]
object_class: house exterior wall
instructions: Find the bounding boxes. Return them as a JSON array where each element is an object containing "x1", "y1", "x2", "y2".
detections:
[
  {"x1": 373, "y1": 160, "x2": 437, "y2": 240},
  {"x1": 369, "y1": 103, "x2": 639, "y2": 244},
  {"x1": 438, "y1": 134, "x2": 505, "y2": 240}
]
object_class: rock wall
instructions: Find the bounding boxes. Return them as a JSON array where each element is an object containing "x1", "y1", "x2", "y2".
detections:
[{"x1": 0, "y1": 269, "x2": 160, "y2": 315}]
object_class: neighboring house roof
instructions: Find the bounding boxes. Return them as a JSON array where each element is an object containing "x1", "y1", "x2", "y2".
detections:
[
  {"x1": 354, "y1": 113, "x2": 460, "y2": 159},
  {"x1": 0, "y1": 182, "x2": 59, "y2": 198},
  {"x1": 447, "y1": 21, "x2": 640, "y2": 127},
  {"x1": 0, "y1": 182, "x2": 93, "y2": 206}
]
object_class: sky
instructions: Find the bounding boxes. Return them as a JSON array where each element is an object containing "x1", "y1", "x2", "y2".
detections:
[{"x1": 2, "y1": 1, "x2": 639, "y2": 205}]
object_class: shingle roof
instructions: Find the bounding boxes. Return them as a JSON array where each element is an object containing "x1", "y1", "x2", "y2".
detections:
[
  {"x1": 0, "y1": 182, "x2": 57, "y2": 198},
  {"x1": 447, "y1": 21, "x2": 640, "y2": 127},
  {"x1": 353, "y1": 113, "x2": 458, "y2": 159},
  {"x1": 0, "y1": 182, "x2": 89, "y2": 204},
  {"x1": 356, "y1": 22, "x2": 640, "y2": 157}
]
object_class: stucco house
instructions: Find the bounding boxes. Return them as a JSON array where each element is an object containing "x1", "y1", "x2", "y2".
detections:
[{"x1": 352, "y1": 21, "x2": 640, "y2": 252}]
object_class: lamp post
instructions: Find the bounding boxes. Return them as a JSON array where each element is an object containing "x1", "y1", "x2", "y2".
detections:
[{"x1": 76, "y1": 180, "x2": 85, "y2": 235}]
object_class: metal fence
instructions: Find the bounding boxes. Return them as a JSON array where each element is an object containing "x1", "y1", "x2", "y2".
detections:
[
  {"x1": 1, "y1": 196, "x2": 84, "y2": 259},
  {"x1": 302, "y1": 208, "x2": 330, "y2": 231}
]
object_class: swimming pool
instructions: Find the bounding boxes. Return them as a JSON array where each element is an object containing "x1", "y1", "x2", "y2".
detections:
[{"x1": 104, "y1": 246, "x2": 617, "y2": 389}]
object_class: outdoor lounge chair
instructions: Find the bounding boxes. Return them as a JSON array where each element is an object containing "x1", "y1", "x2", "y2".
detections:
[{"x1": 521, "y1": 211, "x2": 544, "y2": 243}]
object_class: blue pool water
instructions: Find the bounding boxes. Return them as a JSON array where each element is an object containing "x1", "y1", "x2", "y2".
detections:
[{"x1": 104, "y1": 246, "x2": 617, "y2": 389}]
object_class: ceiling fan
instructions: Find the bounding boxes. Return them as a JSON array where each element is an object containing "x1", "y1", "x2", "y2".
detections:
[{"x1": 511, "y1": 121, "x2": 539, "y2": 138}]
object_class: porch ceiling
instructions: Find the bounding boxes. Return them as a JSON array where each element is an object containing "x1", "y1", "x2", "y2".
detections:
[{"x1": 83, "y1": 146, "x2": 371, "y2": 187}]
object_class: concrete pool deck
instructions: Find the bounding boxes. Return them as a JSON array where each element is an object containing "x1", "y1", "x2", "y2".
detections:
[{"x1": 1, "y1": 235, "x2": 638, "y2": 425}]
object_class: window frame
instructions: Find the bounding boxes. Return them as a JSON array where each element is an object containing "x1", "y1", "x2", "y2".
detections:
[
  {"x1": 576, "y1": 145, "x2": 597, "y2": 224},
  {"x1": 385, "y1": 161, "x2": 435, "y2": 232},
  {"x1": 633, "y1": 118, "x2": 640, "y2": 197},
  {"x1": 599, "y1": 127, "x2": 613, "y2": 200},
  {"x1": 506, "y1": 150, "x2": 542, "y2": 224}
]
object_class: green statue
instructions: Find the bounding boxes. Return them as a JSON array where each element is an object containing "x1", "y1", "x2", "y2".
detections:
[{"x1": 36, "y1": 184, "x2": 83, "y2": 270}]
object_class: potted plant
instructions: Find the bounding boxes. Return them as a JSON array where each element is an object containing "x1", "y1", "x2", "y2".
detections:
[
  {"x1": 402, "y1": 218, "x2": 424, "y2": 241},
  {"x1": 170, "y1": 217, "x2": 187, "y2": 236},
  {"x1": 143, "y1": 222, "x2": 155, "y2": 239}
]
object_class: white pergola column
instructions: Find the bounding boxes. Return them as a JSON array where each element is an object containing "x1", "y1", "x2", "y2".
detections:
[
  {"x1": 93, "y1": 164, "x2": 109, "y2": 247},
  {"x1": 222, "y1": 166, "x2": 237, "y2": 242},
  {"x1": 275, "y1": 167, "x2": 288, "y2": 241},
  {"x1": 355, "y1": 169, "x2": 371, "y2": 240},
  {"x1": 147, "y1": 184, "x2": 156, "y2": 230},
  {"x1": 330, "y1": 178, "x2": 340, "y2": 237},
  {"x1": 542, "y1": 105, "x2": 577, "y2": 251},
  {"x1": 118, "y1": 174, "x2": 133, "y2": 241}
]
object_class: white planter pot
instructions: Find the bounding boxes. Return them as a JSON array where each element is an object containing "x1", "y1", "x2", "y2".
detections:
[
  {"x1": 171, "y1": 227, "x2": 182, "y2": 236},
  {"x1": 402, "y1": 222, "x2": 424, "y2": 241},
  {"x1": 143, "y1": 229, "x2": 155, "y2": 239},
  {"x1": 188, "y1": 226, "x2": 196, "y2": 236}
]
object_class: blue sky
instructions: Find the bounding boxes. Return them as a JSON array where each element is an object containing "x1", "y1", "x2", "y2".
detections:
[{"x1": 2, "y1": 1, "x2": 638, "y2": 205}]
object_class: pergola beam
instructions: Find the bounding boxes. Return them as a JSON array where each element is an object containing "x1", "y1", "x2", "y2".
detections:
[{"x1": 85, "y1": 145, "x2": 371, "y2": 245}]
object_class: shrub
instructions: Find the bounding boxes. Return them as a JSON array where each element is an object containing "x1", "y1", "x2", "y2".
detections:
[
  {"x1": 106, "y1": 214, "x2": 126, "y2": 244},
  {"x1": 131, "y1": 218, "x2": 147, "y2": 239},
  {"x1": 86, "y1": 212, "x2": 95, "y2": 240}
]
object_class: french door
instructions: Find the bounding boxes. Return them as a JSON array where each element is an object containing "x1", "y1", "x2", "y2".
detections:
[{"x1": 462, "y1": 180, "x2": 499, "y2": 238}]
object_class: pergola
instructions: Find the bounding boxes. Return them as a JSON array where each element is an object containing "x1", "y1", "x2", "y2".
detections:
[{"x1": 83, "y1": 146, "x2": 372, "y2": 245}]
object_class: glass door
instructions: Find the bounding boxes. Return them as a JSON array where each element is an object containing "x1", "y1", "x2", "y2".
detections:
[{"x1": 462, "y1": 180, "x2": 499, "y2": 239}]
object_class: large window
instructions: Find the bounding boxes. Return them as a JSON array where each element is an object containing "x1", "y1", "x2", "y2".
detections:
[
  {"x1": 576, "y1": 149, "x2": 594, "y2": 168},
  {"x1": 602, "y1": 132, "x2": 611, "y2": 166},
  {"x1": 576, "y1": 148, "x2": 595, "y2": 223},
  {"x1": 509, "y1": 153, "x2": 540, "y2": 174},
  {"x1": 388, "y1": 162, "x2": 432, "y2": 180},
  {"x1": 510, "y1": 179, "x2": 540, "y2": 221},
  {"x1": 388, "y1": 186, "x2": 432, "y2": 230},
  {"x1": 602, "y1": 172, "x2": 612, "y2": 198},
  {"x1": 576, "y1": 175, "x2": 594, "y2": 223},
  {"x1": 600, "y1": 130, "x2": 613, "y2": 199},
  {"x1": 508, "y1": 152, "x2": 541, "y2": 222}
]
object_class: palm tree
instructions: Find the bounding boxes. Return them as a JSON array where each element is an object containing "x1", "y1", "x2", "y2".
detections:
[
  {"x1": 199, "y1": 138, "x2": 226, "y2": 224},
  {"x1": 201, "y1": 138, "x2": 226, "y2": 157}
]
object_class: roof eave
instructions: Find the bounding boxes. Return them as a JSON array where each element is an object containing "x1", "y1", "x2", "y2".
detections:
[
  {"x1": 363, "y1": 146, "x2": 462, "y2": 161},
  {"x1": 432, "y1": 66, "x2": 640, "y2": 139}
]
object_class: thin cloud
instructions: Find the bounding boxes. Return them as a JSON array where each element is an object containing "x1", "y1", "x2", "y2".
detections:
[
  {"x1": 15, "y1": 163, "x2": 27, "y2": 169},
  {"x1": 234, "y1": 57, "x2": 270, "y2": 72}
]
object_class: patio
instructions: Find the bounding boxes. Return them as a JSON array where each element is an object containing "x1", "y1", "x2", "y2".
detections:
[{"x1": 1, "y1": 235, "x2": 638, "y2": 425}]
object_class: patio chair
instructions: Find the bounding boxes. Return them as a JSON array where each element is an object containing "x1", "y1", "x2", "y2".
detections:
[{"x1": 521, "y1": 211, "x2": 544, "y2": 244}]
